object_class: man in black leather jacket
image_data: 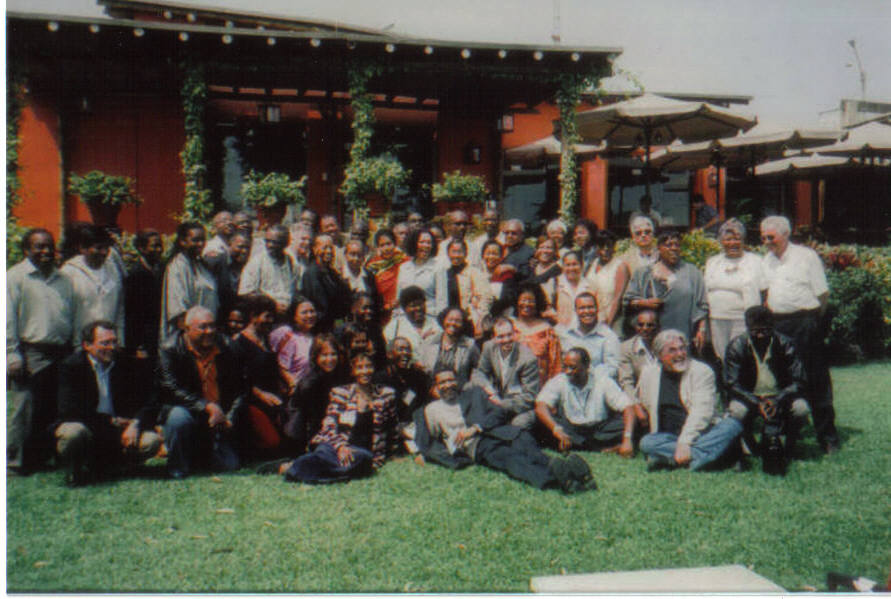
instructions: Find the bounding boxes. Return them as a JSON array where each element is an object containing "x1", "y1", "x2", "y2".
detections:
[
  {"x1": 723, "y1": 306, "x2": 811, "y2": 457},
  {"x1": 158, "y1": 306, "x2": 248, "y2": 479}
]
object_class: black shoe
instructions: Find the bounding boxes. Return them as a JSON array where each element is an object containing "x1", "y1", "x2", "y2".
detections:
[
  {"x1": 565, "y1": 454, "x2": 597, "y2": 491},
  {"x1": 548, "y1": 456, "x2": 576, "y2": 494},
  {"x1": 733, "y1": 456, "x2": 752, "y2": 473},
  {"x1": 646, "y1": 455, "x2": 672, "y2": 472}
]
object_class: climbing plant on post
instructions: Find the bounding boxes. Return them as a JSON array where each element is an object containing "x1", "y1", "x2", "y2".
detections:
[
  {"x1": 180, "y1": 61, "x2": 213, "y2": 224},
  {"x1": 340, "y1": 62, "x2": 381, "y2": 222},
  {"x1": 7, "y1": 68, "x2": 28, "y2": 267},
  {"x1": 554, "y1": 67, "x2": 609, "y2": 225}
]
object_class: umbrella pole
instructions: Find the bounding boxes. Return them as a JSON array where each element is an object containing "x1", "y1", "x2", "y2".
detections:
[{"x1": 644, "y1": 126, "x2": 652, "y2": 198}]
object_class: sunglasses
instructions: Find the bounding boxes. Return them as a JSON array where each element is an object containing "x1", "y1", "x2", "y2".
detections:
[{"x1": 633, "y1": 229, "x2": 653, "y2": 236}]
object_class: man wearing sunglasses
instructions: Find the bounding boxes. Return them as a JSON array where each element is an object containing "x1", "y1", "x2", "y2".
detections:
[{"x1": 760, "y1": 216, "x2": 839, "y2": 454}]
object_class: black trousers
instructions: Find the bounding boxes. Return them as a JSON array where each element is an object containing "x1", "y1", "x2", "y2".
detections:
[
  {"x1": 475, "y1": 432, "x2": 555, "y2": 489},
  {"x1": 774, "y1": 310, "x2": 839, "y2": 447},
  {"x1": 555, "y1": 413, "x2": 626, "y2": 450}
]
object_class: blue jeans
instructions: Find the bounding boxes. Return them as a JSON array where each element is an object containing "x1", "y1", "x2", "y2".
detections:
[
  {"x1": 163, "y1": 406, "x2": 240, "y2": 477},
  {"x1": 284, "y1": 443, "x2": 373, "y2": 484},
  {"x1": 640, "y1": 417, "x2": 743, "y2": 471}
]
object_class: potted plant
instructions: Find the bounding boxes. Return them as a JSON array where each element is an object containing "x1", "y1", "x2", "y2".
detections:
[
  {"x1": 340, "y1": 153, "x2": 411, "y2": 218},
  {"x1": 67, "y1": 170, "x2": 142, "y2": 226},
  {"x1": 431, "y1": 170, "x2": 489, "y2": 214},
  {"x1": 241, "y1": 170, "x2": 308, "y2": 227}
]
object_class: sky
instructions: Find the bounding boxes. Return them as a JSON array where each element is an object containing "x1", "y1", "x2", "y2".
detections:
[{"x1": 8, "y1": 0, "x2": 891, "y2": 129}]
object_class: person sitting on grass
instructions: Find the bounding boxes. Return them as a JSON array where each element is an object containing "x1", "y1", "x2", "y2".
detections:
[
  {"x1": 280, "y1": 352, "x2": 398, "y2": 484},
  {"x1": 534, "y1": 348, "x2": 636, "y2": 455},
  {"x1": 637, "y1": 330, "x2": 743, "y2": 472},
  {"x1": 723, "y1": 306, "x2": 811, "y2": 474},
  {"x1": 54, "y1": 321, "x2": 160, "y2": 486},
  {"x1": 414, "y1": 367, "x2": 597, "y2": 494}
]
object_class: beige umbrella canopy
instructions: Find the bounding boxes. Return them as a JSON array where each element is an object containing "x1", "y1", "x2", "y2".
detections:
[
  {"x1": 754, "y1": 154, "x2": 856, "y2": 178},
  {"x1": 650, "y1": 129, "x2": 841, "y2": 172},
  {"x1": 504, "y1": 135, "x2": 605, "y2": 165},
  {"x1": 816, "y1": 121, "x2": 891, "y2": 159},
  {"x1": 575, "y1": 93, "x2": 757, "y2": 194}
]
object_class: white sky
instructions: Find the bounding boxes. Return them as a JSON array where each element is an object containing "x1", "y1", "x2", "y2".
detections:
[{"x1": 8, "y1": 0, "x2": 891, "y2": 129}]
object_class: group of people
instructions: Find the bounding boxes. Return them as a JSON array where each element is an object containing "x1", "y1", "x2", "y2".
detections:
[{"x1": 7, "y1": 202, "x2": 839, "y2": 490}]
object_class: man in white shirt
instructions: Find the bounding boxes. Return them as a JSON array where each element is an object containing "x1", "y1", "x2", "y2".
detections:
[
  {"x1": 760, "y1": 215, "x2": 839, "y2": 453},
  {"x1": 238, "y1": 224, "x2": 300, "y2": 316},
  {"x1": 535, "y1": 348, "x2": 636, "y2": 454},
  {"x1": 61, "y1": 225, "x2": 125, "y2": 347},
  {"x1": 202, "y1": 210, "x2": 234, "y2": 268},
  {"x1": 467, "y1": 208, "x2": 500, "y2": 270},
  {"x1": 555, "y1": 292, "x2": 621, "y2": 379},
  {"x1": 7, "y1": 229, "x2": 75, "y2": 474}
]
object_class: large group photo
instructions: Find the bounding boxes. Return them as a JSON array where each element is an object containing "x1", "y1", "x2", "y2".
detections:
[{"x1": 6, "y1": 0, "x2": 891, "y2": 593}]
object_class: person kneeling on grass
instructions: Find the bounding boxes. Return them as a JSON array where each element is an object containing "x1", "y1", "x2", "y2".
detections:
[
  {"x1": 414, "y1": 367, "x2": 596, "y2": 494},
  {"x1": 637, "y1": 329, "x2": 743, "y2": 472},
  {"x1": 534, "y1": 347, "x2": 637, "y2": 456},
  {"x1": 280, "y1": 352, "x2": 398, "y2": 484}
]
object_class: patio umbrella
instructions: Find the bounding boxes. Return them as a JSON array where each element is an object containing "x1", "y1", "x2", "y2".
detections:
[
  {"x1": 816, "y1": 121, "x2": 891, "y2": 160},
  {"x1": 753, "y1": 154, "x2": 855, "y2": 178},
  {"x1": 649, "y1": 129, "x2": 840, "y2": 212},
  {"x1": 575, "y1": 93, "x2": 757, "y2": 195},
  {"x1": 504, "y1": 135, "x2": 604, "y2": 166}
]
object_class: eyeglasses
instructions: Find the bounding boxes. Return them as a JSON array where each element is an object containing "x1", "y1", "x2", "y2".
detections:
[
  {"x1": 633, "y1": 229, "x2": 653, "y2": 237},
  {"x1": 761, "y1": 234, "x2": 776, "y2": 241}
]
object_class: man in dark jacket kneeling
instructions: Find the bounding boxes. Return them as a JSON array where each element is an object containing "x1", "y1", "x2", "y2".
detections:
[
  {"x1": 415, "y1": 367, "x2": 595, "y2": 494},
  {"x1": 724, "y1": 306, "x2": 811, "y2": 471}
]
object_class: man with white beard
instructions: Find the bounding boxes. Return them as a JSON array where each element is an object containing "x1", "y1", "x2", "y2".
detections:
[{"x1": 636, "y1": 330, "x2": 743, "y2": 471}]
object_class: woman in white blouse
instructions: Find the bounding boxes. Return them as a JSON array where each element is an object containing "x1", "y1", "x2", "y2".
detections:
[
  {"x1": 396, "y1": 227, "x2": 446, "y2": 318},
  {"x1": 704, "y1": 218, "x2": 767, "y2": 361}
]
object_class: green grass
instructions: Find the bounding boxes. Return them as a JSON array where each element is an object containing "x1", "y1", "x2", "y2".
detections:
[{"x1": 7, "y1": 362, "x2": 891, "y2": 592}]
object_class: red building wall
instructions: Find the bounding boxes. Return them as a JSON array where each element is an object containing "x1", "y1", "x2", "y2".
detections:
[
  {"x1": 435, "y1": 109, "x2": 497, "y2": 215},
  {"x1": 65, "y1": 95, "x2": 186, "y2": 234},
  {"x1": 14, "y1": 95, "x2": 64, "y2": 238}
]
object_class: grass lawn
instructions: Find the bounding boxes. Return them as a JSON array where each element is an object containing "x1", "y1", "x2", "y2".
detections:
[{"x1": 6, "y1": 361, "x2": 891, "y2": 593}]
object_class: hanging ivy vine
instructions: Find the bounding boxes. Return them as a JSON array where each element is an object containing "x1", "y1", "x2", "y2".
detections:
[
  {"x1": 339, "y1": 62, "x2": 409, "y2": 221},
  {"x1": 553, "y1": 67, "x2": 609, "y2": 225},
  {"x1": 180, "y1": 62, "x2": 213, "y2": 224},
  {"x1": 7, "y1": 68, "x2": 28, "y2": 267}
]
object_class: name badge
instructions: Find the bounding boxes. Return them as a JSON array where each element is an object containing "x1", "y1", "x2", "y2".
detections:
[
  {"x1": 402, "y1": 389, "x2": 416, "y2": 406},
  {"x1": 340, "y1": 411, "x2": 357, "y2": 426}
]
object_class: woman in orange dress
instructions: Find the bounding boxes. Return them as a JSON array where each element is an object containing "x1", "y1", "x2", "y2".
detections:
[
  {"x1": 512, "y1": 281, "x2": 562, "y2": 387},
  {"x1": 364, "y1": 228, "x2": 408, "y2": 325}
]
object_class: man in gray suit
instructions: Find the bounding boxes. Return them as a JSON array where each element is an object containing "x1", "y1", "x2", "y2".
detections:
[
  {"x1": 618, "y1": 309, "x2": 660, "y2": 397},
  {"x1": 470, "y1": 318, "x2": 540, "y2": 429}
]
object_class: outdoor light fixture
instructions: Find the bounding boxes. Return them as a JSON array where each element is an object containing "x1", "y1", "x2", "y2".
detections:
[
  {"x1": 533, "y1": 51, "x2": 543, "y2": 61},
  {"x1": 461, "y1": 48, "x2": 471, "y2": 59},
  {"x1": 464, "y1": 142, "x2": 482, "y2": 164},
  {"x1": 424, "y1": 45, "x2": 434, "y2": 55},
  {"x1": 498, "y1": 49, "x2": 507, "y2": 59},
  {"x1": 571, "y1": 52, "x2": 580, "y2": 62},
  {"x1": 267, "y1": 37, "x2": 276, "y2": 46},
  {"x1": 133, "y1": 28, "x2": 145, "y2": 37},
  {"x1": 186, "y1": 12, "x2": 196, "y2": 22},
  {"x1": 497, "y1": 114, "x2": 515, "y2": 133},
  {"x1": 222, "y1": 34, "x2": 233, "y2": 44},
  {"x1": 225, "y1": 20, "x2": 234, "y2": 28},
  {"x1": 179, "y1": 32, "x2": 189, "y2": 42},
  {"x1": 310, "y1": 38, "x2": 321, "y2": 47},
  {"x1": 47, "y1": 21, "x2": 60, "y2": 32},
  {"x1": 89, "y1": 24, "x2": 100, "y2": 33},
  {"x1": 259, "y1": 104, "x2": 281, "y2": 123},
  {"x1": 385, "y1": 43, "x2": 396, "y2": 53}
]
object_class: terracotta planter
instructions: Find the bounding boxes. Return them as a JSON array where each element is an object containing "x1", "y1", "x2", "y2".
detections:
[
  {"x1": 85, "y1": 200, "x2": 122, "y2": 227},
  {"x1": 256, "y1": 203, "x2": 288, "y2": 228}
]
